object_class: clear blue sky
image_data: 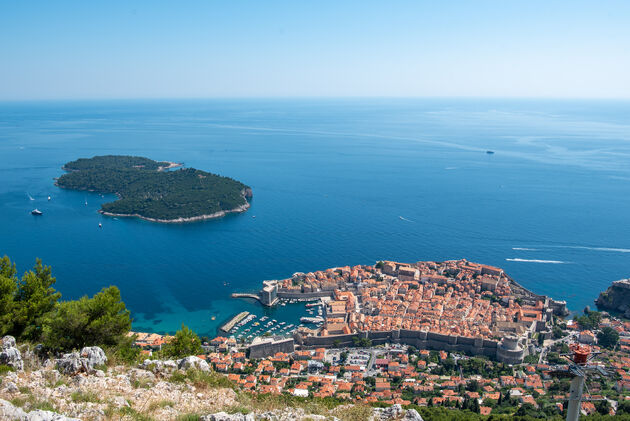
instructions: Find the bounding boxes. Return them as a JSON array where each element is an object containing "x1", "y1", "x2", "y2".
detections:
[{"x1": 1, "y1": 0, "x2": 629, "y2": 100}]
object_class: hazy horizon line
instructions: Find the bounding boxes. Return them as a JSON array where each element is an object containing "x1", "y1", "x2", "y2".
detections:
[{"x1": 2, "y1": 95, "x2": 630, "y2": 104}]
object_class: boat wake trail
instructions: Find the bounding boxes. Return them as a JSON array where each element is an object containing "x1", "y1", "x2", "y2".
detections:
[
  {"x1": 399, "y1": 216, "x2": 415, "y2": 223},
  {"x1": 512, "y1": 247, "x2": 538, "y2": 251},
  {"x1": 506, "y1": 258, "x2": 570, "y2": 264},
  {"x1": 27, "y1": 193, "x2": 35, "y2": 201},
  {"x1": 550, "y1": 245, "x2": 630, "y2": 253}
]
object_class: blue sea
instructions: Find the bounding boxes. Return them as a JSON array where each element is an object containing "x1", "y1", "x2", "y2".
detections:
[{"x1": 1, "y1": 99, "x2": 629, "y2": 336}]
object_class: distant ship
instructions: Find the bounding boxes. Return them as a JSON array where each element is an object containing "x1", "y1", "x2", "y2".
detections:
[
  {"x1": 486, "y1": 150, "x2": 495, "y2": 154},
  {"x1": 31, "y1": 209, "x2": 43, "y2": 216}
]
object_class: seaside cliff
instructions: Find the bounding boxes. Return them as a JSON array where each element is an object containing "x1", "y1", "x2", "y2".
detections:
[{"x1": 596, "y1": 278, "x2": 630, "y2": 318}]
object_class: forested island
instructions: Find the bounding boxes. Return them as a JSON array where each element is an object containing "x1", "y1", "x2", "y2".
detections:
[{"x1": 56, "y1": 155, "x2": 252, "y2": 222}]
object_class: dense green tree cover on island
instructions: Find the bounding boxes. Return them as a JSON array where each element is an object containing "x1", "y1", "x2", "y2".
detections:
[
  {"x1": 57, "y1": 155, "x2": 252, "y2": 220},
  {"x1": 62, "y1": 155, "x2": 172, "y2": 172},
  {"x1": 0, "y1": 255, "x2": 131, "y2": 352}
]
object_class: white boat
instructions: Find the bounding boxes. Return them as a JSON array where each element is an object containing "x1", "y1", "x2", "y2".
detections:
[{"x1": 31, "y1": 209, "x2": 43, "y2": 216}]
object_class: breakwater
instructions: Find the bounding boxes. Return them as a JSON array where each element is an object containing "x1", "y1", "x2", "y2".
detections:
[{"x1": 220, "y1": 311, "x2": 249, "y2": 333}]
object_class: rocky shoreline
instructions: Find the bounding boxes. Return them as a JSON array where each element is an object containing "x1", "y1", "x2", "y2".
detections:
[
  {"x1": 100, "y1": 201, "x2": 251, "y2": 224},
  {"x1": 156, "y1": 161, "x2": 183, "y2": 171},
  {"x1": 596, "y1": 278, "x2": 630, "y2": 318},
  {"x1": 99, "y1": 188, "x2": 253, "y2": 223}
]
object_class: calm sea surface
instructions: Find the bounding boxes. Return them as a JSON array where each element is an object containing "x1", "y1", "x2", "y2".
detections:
[{"x1": 1, "y1": 99, "x2": 629, "y2": 336}]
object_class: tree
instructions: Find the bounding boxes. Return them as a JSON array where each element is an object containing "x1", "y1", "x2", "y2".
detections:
[
  {"x1": 352, "y1": 336, "x2": 372, "y2": 347},
  {"x1": 470, "y1": 397, "x2": 480, "y2": 413},
  {"x1": 552, "y1": 325, "x2": 565, "y2": 339},
  {"x1": 575, "y1": 311, "x2": 602, "y2": 331},
  {"x1": 12, "y1": 259, "x2": 61, "y2": 340},
  {"x1": 597, "y1": 326, "x2": 619, "y2": 349},
  {"x1": 42, "y1": 286, "x2": 131, "y2": 351},
  {"x1": 0, "y1": 256, "x2": 18, "y2": 335},
  {"x1": 595, "y1": 399, "x2": 611, "y2": 415},
  {"x1": 515, "y1": 403, "x2": 538, "y2": 417},
  {"x1": 466, "y1": 379, "x2": 480, "y2": 392},
  {"x1": 161, "y1": 324, "x2": 203, "y2": 358},
  {"x1": 618, "y1": 400, "x2": 630, "y2": 415}
]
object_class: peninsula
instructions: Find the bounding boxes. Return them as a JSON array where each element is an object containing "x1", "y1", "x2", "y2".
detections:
[
  {"x1": 237, "y1": 259, "x2": 569, "y2": 364},
  {"x1": 56, "y1": 155, "x2": 252, "y2": 222}
]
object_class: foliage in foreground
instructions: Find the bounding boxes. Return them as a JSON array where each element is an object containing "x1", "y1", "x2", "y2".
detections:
[
  {"x1": 160, "y1": 324, "x2": 203, "y2": 358},
  {"x1": 0, "y1": 255, "x2": 132, "y2": 352}
]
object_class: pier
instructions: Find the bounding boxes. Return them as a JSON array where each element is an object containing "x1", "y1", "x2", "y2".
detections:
[
  {"x1": 231, "y1": 293, "x2": 262, "y2": 302},
  {"x1": 231, "y1": 281, "x2": 279, "y2": 306},
  {"x1": 220, "y1": 311, "x2": 249, "y2": 333}
]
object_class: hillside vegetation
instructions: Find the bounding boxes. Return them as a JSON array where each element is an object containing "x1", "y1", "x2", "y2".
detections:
[{"x1": 56, "y1": 155, "x2": 252, "y2": 221}]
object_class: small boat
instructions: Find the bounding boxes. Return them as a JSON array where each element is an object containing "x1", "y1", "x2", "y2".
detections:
[
  {"x1": 252, "y1": 215, "x2": 256, "y2": 218},
  {"x1": 31, "y1": 209, "x2": 43, "y2": 216},
  {"x1": 85, "y1": 201, "x2": 88, "y2": 206},
  {"x1": 211, "y1": 316, "x2": 216, "y2": 321},
  {"x1": 486, "y1": 150, "x2": 495, "y2": 154},
  {"x1": 47, "y1": 196, "x2": 51, "y2": 201},
  {"x1": 98, "y1": 223, "x2": 102, "y2": 228}
]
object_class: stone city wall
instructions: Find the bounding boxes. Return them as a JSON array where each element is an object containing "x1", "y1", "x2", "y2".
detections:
[
  {"x1": 248, "y1": 338, "x2": 295, "y2": 359},
  {"x1": 298, "y1": 328, "x2": 521, "y2": 362}
]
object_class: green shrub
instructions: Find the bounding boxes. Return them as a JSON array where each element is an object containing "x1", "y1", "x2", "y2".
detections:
[
  {"x1": 71, "y1": 390, "x2": 101, "y2": 403},
  {"x1": 0, "y1": 364, "x2": 15, "y2": 375}
]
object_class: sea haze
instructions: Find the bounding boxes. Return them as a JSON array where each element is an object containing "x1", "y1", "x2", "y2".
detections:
[{"x1": 1, "y1": 98, "x2": 629, "y2": 336}]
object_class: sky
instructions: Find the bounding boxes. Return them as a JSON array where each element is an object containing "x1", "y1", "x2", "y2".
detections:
[{"x1": 1, "y1": 1, "x2": 629, "y2": 100}]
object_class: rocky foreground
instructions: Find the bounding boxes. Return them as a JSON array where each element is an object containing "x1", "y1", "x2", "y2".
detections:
[{"x1": 0, "y1": 336, "x2": 423, "y2": 421}]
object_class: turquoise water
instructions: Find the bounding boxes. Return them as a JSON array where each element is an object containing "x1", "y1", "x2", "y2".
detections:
[{"x1": 1, "y1": 99, "x2": 630, "y2": 336}]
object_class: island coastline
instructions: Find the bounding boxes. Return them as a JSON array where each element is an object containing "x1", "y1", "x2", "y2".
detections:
[
  {"x1": 156, "y1": 161, "x2": 183, "y2": 171},
  {"x1": 55, "y1": 155, "x2": 252, "y2": 223},
  {"x1": 99, "y1": 200, "x2": 251, "y2": 223}
]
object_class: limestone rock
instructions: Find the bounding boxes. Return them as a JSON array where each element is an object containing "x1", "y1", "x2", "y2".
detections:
[
  {"x1": 178, "y1": 356, "x2": 210, "y2": 372},
  {"x1": 1, "y1": 335, "x2": 17, "y2": 349},
  {"x1": 3, "y1": 381, "x2": 19, "y2": 393},
  {"x1": 140, "y1": 359, "x2": 178, "y2": 375},
  {"x1": 403, "y1": 409, "x2": 424, "y2": 421},
  {"x1": 129, "y1": 368, "x2": 156, "y2": 383},
  {"x1": 0, "y1": 399, "x2": 81, "y2": 421},
  {"x1": 55, "y1": 347, "x2": 107, "y2": 375},
  {"x1": 55, "y1": 352, "x2": 85, "y2": 375},
  {"x1": 0, "y1": 335, "x2": 24, "y2": 371},
  {"x1": 79, "y1": 346, "x2": 107, "y2": 368},
  {"x1": 111, "y1": 395, "x2": 129, "y2": 408},
  {"x1": 0, "y1": 398, "x2": 27, "y2": 420},
  {"x1": 200, "y1": 412, "x2": 255, "y2": 421},
  {"x1": 373, "y1": 404, "x2": 404, "y2": 420}
]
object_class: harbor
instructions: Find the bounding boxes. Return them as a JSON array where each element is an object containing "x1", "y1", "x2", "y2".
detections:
[{"x1": 217, "y1": 297, "x2": 325, "y2": 343}]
